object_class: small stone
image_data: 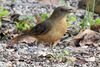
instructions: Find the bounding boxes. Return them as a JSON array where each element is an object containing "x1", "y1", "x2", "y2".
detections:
[
  {"x1": 98, "y1": 54, "x2": 100, "y2": 58},
  {"x1": 0, "y1": 61, "x2": 7, "y2": 67},
  {"x1": 97, "y1": 47, "x2": 100, "y2": 50},
  {"x1": 6, "y1": 48, "x2": 15, "y2": 52},
  {"x1": 0, "y1": 44, "x2": 4, "y2": 50},
  {"x1": 6, "y1": 61, "x2": 13, "y2": 67},
  {"x1": 81, "y1": 46, "x2": 88, "y2": 48},
  {"x1": 85, "y1": 57, "x2": 95, "y2": 62}
]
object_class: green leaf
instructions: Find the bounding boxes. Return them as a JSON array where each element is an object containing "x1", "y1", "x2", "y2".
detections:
[
  {"x1": 16, "y1": 21, "x2": 30, "y2": 31},
  {"x1": 0, "y1": 6, "x2": 9, "y2": 17},
  {"x1": 63, "y1": 50, "x2": 70, "y2": 55},
  {"x1": 69, "y1": 17, "x2": 77, "y2": 22},
  {"x1": 80, "y1": 11, "x2": 95, "y2": 29},
  {"x1": 95, "y1": 18, "x2": 100, "y2": 25},
  {"x1": 67, "y1": 14, "x2": 77, "y2": 22},
  {"x1": 40, "y1": 13, "x2": 49, "y2": 22},
  {"x1": 81, "y1": 0, "x2": 96, "y2": 29},
  {"x1": 67, "y1": 14, "x2": 77, "y2": 27}
]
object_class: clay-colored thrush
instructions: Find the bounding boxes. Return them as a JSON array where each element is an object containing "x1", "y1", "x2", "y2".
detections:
[{"x1": 8, "y1": 6, "x2": 75, "y2": 46}]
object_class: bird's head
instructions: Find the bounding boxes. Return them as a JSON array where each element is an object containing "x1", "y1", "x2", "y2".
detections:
[{"x1": 50, "y1": 6, "x2": 75, "y2": 19}]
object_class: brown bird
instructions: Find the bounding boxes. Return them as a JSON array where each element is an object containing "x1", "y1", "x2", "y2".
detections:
[{"x1": 8, "y1": 6, "x2": 75, "y2": 46}]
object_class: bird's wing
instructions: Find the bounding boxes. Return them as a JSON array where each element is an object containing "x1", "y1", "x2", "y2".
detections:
[{"x1": 30, "y1": 21, "x2": 52, "y2": 35}]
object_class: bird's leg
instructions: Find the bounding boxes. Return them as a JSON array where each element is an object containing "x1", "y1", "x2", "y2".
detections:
[
  {"x1": 50, "y1": 40, "x2": 60, "y2": 54},
  {"x1": 34, "y1": 40, "x2": 39, "y2": 48},
  {"x1": 52, "y1": 40, "x2": 59, "y2": 47},
  {"x1": 50, "y1": 44, "x2": 55, "y2": 54}
]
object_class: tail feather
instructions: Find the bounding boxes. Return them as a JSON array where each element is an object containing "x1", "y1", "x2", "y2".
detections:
[{"x1": 8, "y1": 34, "x2": 28, "y2": 45}]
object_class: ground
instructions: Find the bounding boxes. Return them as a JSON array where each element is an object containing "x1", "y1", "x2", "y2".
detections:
[{"x1": 0, "y1": 0, "x2": 100, "y2": 67}]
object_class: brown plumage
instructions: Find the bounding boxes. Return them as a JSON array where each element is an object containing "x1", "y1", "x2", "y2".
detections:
[{"x1": 8, "y1": 6, "x2": 75, "y2": 45}]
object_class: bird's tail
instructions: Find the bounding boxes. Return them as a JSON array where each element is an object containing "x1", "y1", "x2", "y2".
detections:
[
  {"x1": 7, "y1": 28, "x2": 36, "y2": 45},
  {"x1": 7, "y1": 33, "x2": 29, "y2": 45}
]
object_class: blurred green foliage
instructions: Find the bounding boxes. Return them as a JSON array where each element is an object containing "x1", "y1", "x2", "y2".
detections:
[
  {"x1": 54, "y1": 49, "x2": 71, "y2": 62},
  {"x1": 63, "y1": 49, "x2": 70, "y2": 55},
  {"x1": 59, "y1": 0, "x2": 66, "y2": 6},
  {"x1": 0, "y1": 6, "x2": 9, "y2": 17},
  {"x1": 67, "y1": 14, "x2": 77, "y2": 27},
  {"x1": 0, "y1": 6, "x2": 10, "y2": 28},
  {"x1": 40, "y1": 13, "x2": 49, "y2": 22},
  {"x1": 80, "y1": 12, "x2": 94, "y2": 29},
  {"x1": 95, "y1": 18, "x2": 100, "y2": 25},
  {"x1": 80, "y1": 0, "x2": 96, "y2": 29},
  {"x1": 15, "y1": 13, "x2": 49, "y2": 31},
  {"x1": 16, "y1": 15, "x2": 35, "y2": 31},
  {"x1": 16, "y1": 21, "x2": 31, "y2": 31}
]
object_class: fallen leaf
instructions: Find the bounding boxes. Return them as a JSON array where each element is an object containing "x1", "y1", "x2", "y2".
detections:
[{"x1": 69, "y1": 29, "x2": 100, "y2": 47}]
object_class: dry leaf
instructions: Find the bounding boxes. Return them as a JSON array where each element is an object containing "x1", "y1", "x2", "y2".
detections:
[{"x1": 69, "y1": 29, "x2": 100, "y2": 47}]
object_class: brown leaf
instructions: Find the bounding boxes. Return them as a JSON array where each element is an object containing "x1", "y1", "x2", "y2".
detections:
[
  {"x1": 21, "y1": 36, "x2": 37, "y2": 43},
  {"x1": 70, "y1": 29, "x2": 100, "y2": 47}
]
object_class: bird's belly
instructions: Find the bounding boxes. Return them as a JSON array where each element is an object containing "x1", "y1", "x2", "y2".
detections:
[{"x1": 36, "y1": 20, "x2": 67, "y2": 43}]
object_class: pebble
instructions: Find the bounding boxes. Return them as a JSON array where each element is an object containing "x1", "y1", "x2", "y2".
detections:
[
  {"x1": 18, "y1": 48, "x2": 28, "y2": 55},
  {"x1": 0, "y1": 61, "x2": 7, "y2": 67},
  {"x1": 0, "y1": 44, "x2": 4, "y2": 50},
  {"x1": 85, "y1": 57, "x2": 96, "y2": 62},
  {"x1": 6, "y1": 61, "x2": 13, "y2": 67},
  {"x1": 16, "y1": 61, "x2": 30, "y2": 67},
  {"x1": 81, "y1": 46, "x2": 88, "y2": 48},
  {"x1": 97, "y1": 47, "x2": 100, "y2": 50}
]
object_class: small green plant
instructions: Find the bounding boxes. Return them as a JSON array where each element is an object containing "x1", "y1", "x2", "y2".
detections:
[
  {"x1": 95, "y1": 18, "x2": 100, "y2": 25},
  {"x1": 16, "y1": 13, "x2": 49, "y2": 31},
  {"x1": 16, "y1": 21, "x2": 31, "y2": 31},
  {"x1": 80, "y1": 12, "x2": 95, "y2": 29},
  {"x1": 63, "y1": 49, "x2": 70, "y2": 55},
  {"x1": 0, "y1": 6, "x2": 9, "y2": 17},
  {"x1": 67, "y1": 14, "x2": 77, "y2": 27},
  {"x1": 80, "y1": 0, "x2": 96, "y2": 29},
  {"x1": 54, "y1": 49, "x2": 71, "y2": 62},
  {"x1": 40, "y1": 13, "x2": 49, "y2": 22},
  {"x1": 0, "y1": 6, "x2": 10, "y2": 28},
  {"x1": 16, "y1": 15, "x2": 35, "y2": 31}
]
